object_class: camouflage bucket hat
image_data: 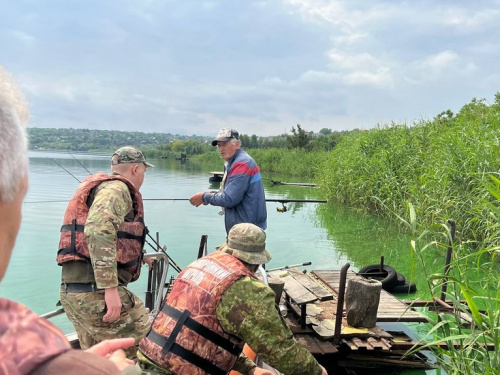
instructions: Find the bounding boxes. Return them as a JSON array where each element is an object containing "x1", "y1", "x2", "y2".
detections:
[
  {"x1": 219, "y1": 223, "x2": 271, "y2": 265},
  {"x1": 211, "y1": 127, "x2": 239, "y2": 146},
  {"x1": 112, "y1": 146, "x2": 154, "y2": 168}
]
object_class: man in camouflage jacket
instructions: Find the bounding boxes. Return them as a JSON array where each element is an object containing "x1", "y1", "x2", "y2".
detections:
[
  {"x1": 58, "y1": 146, "x2": 153, "y2": 358},
  {"x1": 138, "y1": 223, "x2": 328, "y2": 375}
]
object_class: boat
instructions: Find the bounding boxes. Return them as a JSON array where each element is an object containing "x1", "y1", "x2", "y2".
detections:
[
  {"x1": 208, "y1": 171, "x2": 223, "y2": 183},
  {"x1": 40, "y1": 232, "x2": 484, "y2": 373}
]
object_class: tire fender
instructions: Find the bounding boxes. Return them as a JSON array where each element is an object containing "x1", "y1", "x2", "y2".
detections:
[{"x1": 358, "y1": 264, "x2": 398, "y2": 289}]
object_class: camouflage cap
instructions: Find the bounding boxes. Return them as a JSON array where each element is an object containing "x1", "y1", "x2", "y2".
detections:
[
  {"x1": 211, "y1": 128, "x2": 239, "y2": 146},
  {"x1": 112, "y1": 146, "x2": 154, "y2": 168},
  {"x1": 219, "y1": 223, "x2": 271, "y2": 265}
]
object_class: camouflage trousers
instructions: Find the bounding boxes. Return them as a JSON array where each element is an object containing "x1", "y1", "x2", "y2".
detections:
[{"x1": 60, "y1": 286, "x2": 151, "y2": 358}]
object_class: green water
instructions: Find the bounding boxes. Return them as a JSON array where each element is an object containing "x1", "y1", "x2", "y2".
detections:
[{"x1": 0, "y1": 151, "x2": 445, "y2": 374}]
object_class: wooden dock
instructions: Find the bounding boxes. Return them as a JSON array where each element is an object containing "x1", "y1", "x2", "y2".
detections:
[
  {"x1": 312, "y1": 270, "x2": 427, "y2": 323},
  {"x1": 266, "y1": 268, "x2": 436, "y2": 371}
]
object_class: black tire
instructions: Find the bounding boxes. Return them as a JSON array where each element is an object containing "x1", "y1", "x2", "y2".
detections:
[
  {"x1": 390, "y1": 282, "x2": 417, "y2": 294},
  {"x1": 358, "y1": 264, "x2": 398, "y2": 289},
  {"x1": 395, "y1": 272, "x2": 406, "y2": 286}
]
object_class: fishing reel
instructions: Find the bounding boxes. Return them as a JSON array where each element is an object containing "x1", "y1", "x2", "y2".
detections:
[{"x1": 276, "y1": 203, "x2": 287, "y2": 213}]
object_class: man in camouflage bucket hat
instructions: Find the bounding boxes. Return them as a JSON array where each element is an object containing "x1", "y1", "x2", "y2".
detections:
[
  {"x1": 217, "y1": 223, "x2": 271, "y2": 265},
  {"x1": 58, "y1": 145, "x2": 153, "y2": 358},
  {"x1": 0, "y1": 65, "x2": 140, "y2": 374},
  {"x1": 138, "y1": 223, "x2": 328, "y2": 375}
]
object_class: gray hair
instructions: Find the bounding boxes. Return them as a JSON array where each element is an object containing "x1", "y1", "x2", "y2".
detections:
[
  {"x1": 229, "y1": 138, "x2": 240, "y2": 147},
  {"x1": 0, "y1": 66, "x2": 29, "y2": 202}
]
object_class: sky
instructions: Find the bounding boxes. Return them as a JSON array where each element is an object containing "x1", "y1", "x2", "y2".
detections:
[{"x1": 1, "y1": 1, "x2": 500, "y2": 137}]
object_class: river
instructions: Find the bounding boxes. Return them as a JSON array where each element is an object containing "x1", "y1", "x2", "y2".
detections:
[{"x1": 0, "y1": 151, "x2": 442, "y2": 374}]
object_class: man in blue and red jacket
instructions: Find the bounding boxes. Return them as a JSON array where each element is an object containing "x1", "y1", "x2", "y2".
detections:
[{"x1": 190, "y1": 128, "x2": 267, "y2": 234}]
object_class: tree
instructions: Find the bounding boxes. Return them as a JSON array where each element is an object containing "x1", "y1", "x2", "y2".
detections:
[{"x1": 286, "y1": 124, "x2": 312, "y2": 149}]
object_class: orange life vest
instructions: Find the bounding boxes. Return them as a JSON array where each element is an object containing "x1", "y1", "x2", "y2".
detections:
[
  {"x1": 139, "y1": 251, "x2": 255, "y2": 375},
  {"x1": 57, "y1": 173, "x2": 146, "y2": 282}
]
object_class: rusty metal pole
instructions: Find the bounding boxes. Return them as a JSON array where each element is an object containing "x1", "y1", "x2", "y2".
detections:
[
  {"x1": 440, "y1": 220, "x2": 455, "y2": 301},
  {"x1": 334, "y1": 262, "x2": 350, "y2": 345}
]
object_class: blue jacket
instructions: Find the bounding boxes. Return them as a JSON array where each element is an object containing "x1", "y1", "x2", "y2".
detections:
[{"x1": 203, "y1": 149, "x2": 267, "y2": 234}]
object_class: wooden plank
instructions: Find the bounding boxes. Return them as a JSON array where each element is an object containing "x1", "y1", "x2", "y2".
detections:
[
  {"x1": 379, "y1": 337, "x2": 392, "y2": 350},
  {"x1": 351, "y1": 337, "x2": 365, "y2": 349},
  {"x1": 366, "y1": 337, "x2": 385, "y2": 350},
  {"x1": 287, "y1": 268, "x2": 334, "y2": 301},
  {"x1": 342, "y1": 339, "x2": 359, "y2": 351},
  {"x1": 312, "y1": 270, "x2": 428, "y2": 322},
  {"x1": 296, "y1": 334, "x2": 338, "y2": 354},
  {"x1": 276, "y1": 272, "x2": 318, "y2": 305}
]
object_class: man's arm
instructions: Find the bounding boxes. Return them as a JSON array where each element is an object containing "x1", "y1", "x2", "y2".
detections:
[
  {"x1": 84, "y1": 180, "x2": 133, "y2": 322},
  {"x1": 217, "y1": 277, "x2": 324, "y2": 375}
]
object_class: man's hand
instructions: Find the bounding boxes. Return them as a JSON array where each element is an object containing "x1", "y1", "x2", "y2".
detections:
[
  {"x1": 103, "y1": 286, "x2": 122, "y2": 323},
  {"x1": 189, "y1": 192, "x2": 205, "y2": 207},
  {"x1": 85, "y1": 338, "x2": 136, "y2": 371}
]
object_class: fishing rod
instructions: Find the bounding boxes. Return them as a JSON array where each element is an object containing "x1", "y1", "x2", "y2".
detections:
[
  {"x1": 141, "y1": 198, "x2": 327, "y2": 203},
  {"x1": 25, "y1": 198, "x2": 328, "y2": 204},
  {"x1": 47, "y1": 159, "x2": 328, "y2": 205},
  {"x1": 266, "y1": 262, "x2": 312, "y2": 272},
  {"x1": 145, "y1": 232, "x2": 182, "y2": 273}
]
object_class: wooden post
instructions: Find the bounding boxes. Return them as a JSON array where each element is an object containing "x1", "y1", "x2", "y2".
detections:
[
  {"x1": 267, "y1": 275, "x2": 285, "y2": 305},
  {"x1": 345, "y1": 276, "x2": 382, "y2": 328}
]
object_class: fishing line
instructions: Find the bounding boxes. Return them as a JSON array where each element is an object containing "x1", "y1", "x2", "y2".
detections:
[
  {"x1": 52, "y1": 159, "x2": 81, "y2": 183},
  {"x1": 69, "y1": 153, "x2": 92, "y2": 175}
]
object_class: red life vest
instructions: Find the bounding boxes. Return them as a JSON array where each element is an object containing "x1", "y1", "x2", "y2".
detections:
[
  {"x1": 57, "y1": 173, "x2": 146, "y2": 282},
  {"x1": 139, "y1": 251, "x2": 255, "y2": 375},
  {"x1": 0, "y1": 298, "x2": 71, "y2": 374}
]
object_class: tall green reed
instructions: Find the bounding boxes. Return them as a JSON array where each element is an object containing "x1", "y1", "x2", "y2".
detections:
[
  {"x1": 317, "y1": 96, "x2": 500, "y2": 249},
  {"x1": 403, "y1": 202, "x2": 500, "y2": 375}
]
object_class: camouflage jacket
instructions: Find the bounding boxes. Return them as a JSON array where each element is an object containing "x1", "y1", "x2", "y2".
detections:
[
  {"x1": 59, "y1": 173, "x2": 145, "y2": 288},
  {"x1": 217, "y1": 277, "x2": 324, "y2": 375},
  {"x1": 0, "y1": 298, "x2": 71, "y2": 374},
  {"x1": 139, "y1": 252, "x2": 253, "y2": 375}
]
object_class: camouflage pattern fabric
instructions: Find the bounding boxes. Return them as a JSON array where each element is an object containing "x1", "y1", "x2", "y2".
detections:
[
  {"x1": 60, "y1": 286, "x2": 150, "y2": 358},
  {"x1": 85, "y1": 179, "x2": 134, "y2": 289},
  {"x1": 0, "y1": 298, "x2": 71, "y2": 374},
  {"x1": 139, "y1": 252, "x2": 250, "y2": 375},
  {"x1": 137, "y1": 351, "x2": 174, "y2": 375},
  {"x1": 217, "y1": 277, "x2": 323, "y2": 375}
]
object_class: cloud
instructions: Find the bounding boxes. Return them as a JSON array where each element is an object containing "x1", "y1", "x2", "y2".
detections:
[{"x1": 1, "y1": 0, "x2": 499, "y2": 136}]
